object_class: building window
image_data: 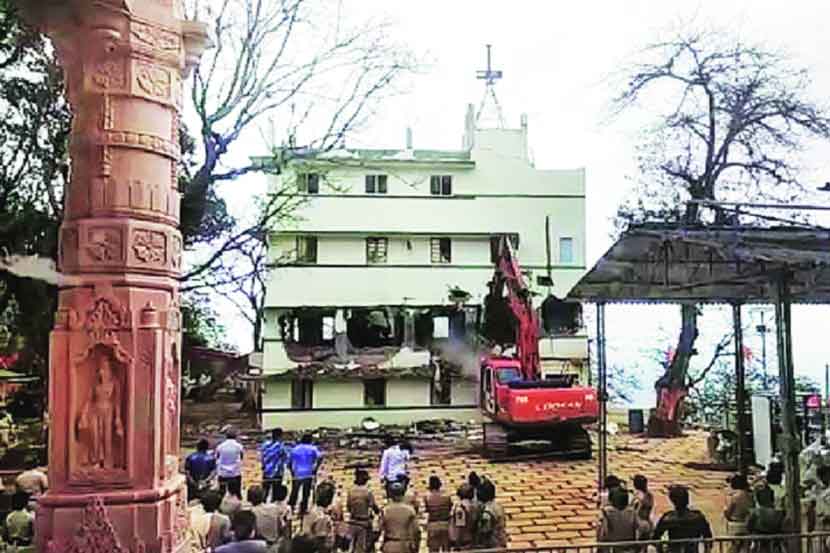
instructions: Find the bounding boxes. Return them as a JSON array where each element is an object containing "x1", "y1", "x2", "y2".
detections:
[
  {"x1": 364, "y1": 379, "x2": 387, "y2": 407},
  {"x1": 322, "y1": 316, "x2": 335, "y2": 340},
  {"x1": 559, "y1": 237, "x2": 574, "y2": 264},
  {"x1": 296, "y1": 236, "x2": 318, "y2": 263},
  {"x1": 297, "y1": 173, "x2": 320, "y2": 194},
  {"x1": 430, "y1": 175, "x2": 452, "y2": 196},
  {"x1": 366, "y1": 237, "x2": 388, "y2": 264},
  {"x1": 291, "y1": 379, "x2": 313, "y2": 410},
  {"x1": 365, "y1": 175, "x2": 388, "y2": 194},
  {"x1": 490, "y1": 234, "x2": 520, "y2": 262},
  {"x1": 433, "y1": 316, "x2": 449, "y2": 339},
  {"x1": 430, "y1": 237, "x2": 451, "y2": 264}
]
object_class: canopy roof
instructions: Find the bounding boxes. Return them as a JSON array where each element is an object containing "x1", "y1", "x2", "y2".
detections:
[{"x1": 568, "y1": 224, "x2": 830, "y2": 304}]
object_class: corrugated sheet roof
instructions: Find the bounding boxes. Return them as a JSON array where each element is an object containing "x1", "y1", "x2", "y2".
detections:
[{"x1": 568, "y1": 224, "x2": 830, "y2": 304}]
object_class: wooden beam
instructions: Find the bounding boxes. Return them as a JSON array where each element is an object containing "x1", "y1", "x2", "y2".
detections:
[
  {"x1": 775, "y1": 272, "x2": 801, "y2": 545},
  {"x1": 733, "y1": 303, "x2": 748, "y2": 475},
  {"x1": 596, "y1": 302, "x2": 608, "y2": 506}
]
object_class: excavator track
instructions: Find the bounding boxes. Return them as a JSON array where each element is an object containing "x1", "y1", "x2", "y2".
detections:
[
  {"x1": 559, "y1": 425, "x2": 592, "y2": 460},
  {"x1": 482, "y1": 423, "x2": 509, "y2": 458},
  {"x1": 483, "y1": 423, "x2": 592, "y2": 462}
]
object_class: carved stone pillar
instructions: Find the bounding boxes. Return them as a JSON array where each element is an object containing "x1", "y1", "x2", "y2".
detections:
[{"x1": 18, "y1": 2, "x2": 209, "y2": 552}]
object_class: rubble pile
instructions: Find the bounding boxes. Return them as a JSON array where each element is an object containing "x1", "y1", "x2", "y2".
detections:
[{"x1": 182, "y1": 408, "x2": 477, "y2": 456}]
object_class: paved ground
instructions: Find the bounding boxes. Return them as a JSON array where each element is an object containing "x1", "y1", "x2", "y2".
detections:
[{"x1": 196, "y1": 428, "x2": 731, "y2": 547}]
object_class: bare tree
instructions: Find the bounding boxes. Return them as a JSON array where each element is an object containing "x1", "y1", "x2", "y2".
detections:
[
  {"x1": 180, "y1": 0, "x2": 415, "y2": 347},
  {"x1": 611, "y1": 28, "x2": 830, "y2": 435}
]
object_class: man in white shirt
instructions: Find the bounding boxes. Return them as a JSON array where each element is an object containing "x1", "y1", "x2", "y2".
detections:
[
  {"x1": 378, "y1": 438, "x2": 410, "y2": 498},
  {"x1": 215, "y1": 428, "x2": 245, "y2": 498}
]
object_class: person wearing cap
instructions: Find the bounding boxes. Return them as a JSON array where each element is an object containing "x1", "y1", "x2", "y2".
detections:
[
  {"x1": 724, "y1": 474, "x2": 753, "y2": 553},
  {"x1": 476, "y1": 479, "x2": 507, "y2": 550},
  {"x1": 380, "y1": 481, "x2": 420, "y2": 553},
  {"x1": 302, "y1": 482, "x2": 336, "y2": 553},
  {"x1": 423, "y1": 476, "x2": 452, "y2": 553},
  {"x1": 348, "y1": 468, "x2": 380, "y2": 553},
  {"x1": 395, "y1": 474, "x2": 419, "y2": 516},
  {"x1": 449, "y1": 484, "x2": 477, "y2": 550}
]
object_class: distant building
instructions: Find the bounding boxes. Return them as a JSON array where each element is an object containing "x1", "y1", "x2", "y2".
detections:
[{"x1": 256, "y1": 106, "x2": 589, "y2": 430}]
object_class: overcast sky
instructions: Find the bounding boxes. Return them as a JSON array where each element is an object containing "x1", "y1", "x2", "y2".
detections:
[{"x1": 208, "y1": 0, "x2": 830, "y2": 402}]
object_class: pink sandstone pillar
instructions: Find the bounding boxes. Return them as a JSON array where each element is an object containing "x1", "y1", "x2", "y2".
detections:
[{"x1": 19, "y1": 2, "x2": 209, "y2": 552}]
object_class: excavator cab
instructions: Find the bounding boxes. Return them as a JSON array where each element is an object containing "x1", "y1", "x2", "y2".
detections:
[{"x1": 480, "y1": 358, "x2": 523, "y2": 417}]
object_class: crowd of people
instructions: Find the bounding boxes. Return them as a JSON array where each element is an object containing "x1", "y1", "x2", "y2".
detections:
[
  {"x1": 184, "y1": 431, "x2": 507, "y2": 553},
  {"x1": 595, "y1": 465, "x2": 796, "y2": 553},
  {"x1": 2, "y1": 429, "x2": 812, "y2": 553}
]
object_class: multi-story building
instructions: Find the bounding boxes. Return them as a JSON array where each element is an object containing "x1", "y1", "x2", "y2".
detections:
[{"x1": 257, "y1": 106, "x2": 589, "y2": 430}]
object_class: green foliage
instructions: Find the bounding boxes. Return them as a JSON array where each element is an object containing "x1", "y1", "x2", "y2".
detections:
[
  {"x1": 177, "y1": 121, "x2": 235, "y2": 247},
  {"x1": 181, "y1": 294, "x2": 233, "y2": 351},
  {"x1": 0, "y1": 1, "x2": 68, "y2": 374},
  {"x1": 0, "y1": 10, "x2": 232, "y2": 363}
]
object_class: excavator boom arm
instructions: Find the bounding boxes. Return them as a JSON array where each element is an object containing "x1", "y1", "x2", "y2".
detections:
[{"x1": 491, "y1": 237, "x2": 541, "y2": 381}]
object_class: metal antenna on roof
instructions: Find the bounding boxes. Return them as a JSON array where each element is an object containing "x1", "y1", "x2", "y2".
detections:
[{"x1": 475, "y1": 44, "x2": 505, "y2": 128}]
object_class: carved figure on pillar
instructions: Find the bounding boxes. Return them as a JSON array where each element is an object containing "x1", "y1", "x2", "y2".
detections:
[{"x1": 77, "y1": 351, "x2": 124, "y2": 470}]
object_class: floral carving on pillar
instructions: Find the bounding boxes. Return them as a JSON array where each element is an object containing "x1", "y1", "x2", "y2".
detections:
[
  {"x1": 132, "y1": 230, "x2": 166, "y2": 265},
  {"x1": 131, "y1": 22, "x2": 180, "y2": 52},
  {"x1": 87, "y1": 227, "x2": 123, "y2": 262},
  {"x1": 135, "y1": 62, "x2": 172, "y2": 99},
  {"x1": 92, "y1": 60, "x2": 127, "y2": 90}
]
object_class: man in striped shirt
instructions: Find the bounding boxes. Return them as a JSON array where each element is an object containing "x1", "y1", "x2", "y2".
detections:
[{"x1": 260, "y1": 428, "x2": 289, "y2": 503}]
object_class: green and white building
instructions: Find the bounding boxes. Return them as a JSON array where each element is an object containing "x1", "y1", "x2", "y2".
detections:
[{"x1": 257, "y1": 106, "x2": 589, "y2": 430}]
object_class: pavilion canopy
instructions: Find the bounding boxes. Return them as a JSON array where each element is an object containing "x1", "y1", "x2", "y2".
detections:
[{"x1": 567, "y1": 224, "x2": 830, "y2": 304}]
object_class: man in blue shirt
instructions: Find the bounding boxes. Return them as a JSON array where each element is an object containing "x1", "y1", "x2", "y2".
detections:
[
  {"x1": 288, "y1": 433, "x2": 322, "y2": 514},
  {"x1": 260, "y1": 427, "x2": 288, "y2": 502},
  {"x1": 185, "y1": 438, "x2": 216, "y2": 502}
]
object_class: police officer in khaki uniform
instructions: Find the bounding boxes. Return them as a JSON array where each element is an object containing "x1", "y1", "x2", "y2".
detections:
[
  {"x1": 399, "y1": 475, "x2": 420, "y2": 516},
  {"x1": 302, "y1": 482, "x2": 336, "y2": 553},
  {"x1": 476, "y1": 480, "x2": 507, "y2": 549},
  {"x1": 348, "y1": 469, "x2": 380, "y2": 553},
  {"x1": 424, "y1": 476, "x2": 452, "y2": 553},
  {"x1": 380, "y1": 482, "x2": 420, "y2": 553},
  {"x1": 449, "y1": 484, "x2": 478, "y2": 550}
]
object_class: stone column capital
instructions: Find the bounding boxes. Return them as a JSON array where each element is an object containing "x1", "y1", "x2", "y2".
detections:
[{"x1": 181, "y1": 20, "x2": 211, "y2": 77}]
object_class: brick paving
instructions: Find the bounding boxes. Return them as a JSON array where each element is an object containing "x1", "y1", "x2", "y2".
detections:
[{"x1": 217, "y1": 431, "x2": 731, "y2": 548}]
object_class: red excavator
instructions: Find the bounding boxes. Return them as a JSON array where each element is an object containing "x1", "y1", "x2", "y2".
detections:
[{"x1": 479, "y1": 237, "x2": 598, "y2": 458}]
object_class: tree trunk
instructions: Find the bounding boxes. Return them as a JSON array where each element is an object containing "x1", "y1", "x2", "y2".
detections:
[
  {"x1": 252, "y1": 316, "x2": 263, "y2": 353},
  {"x1": 648, "y1": 303, "x2": 698, "y2": 437}
]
